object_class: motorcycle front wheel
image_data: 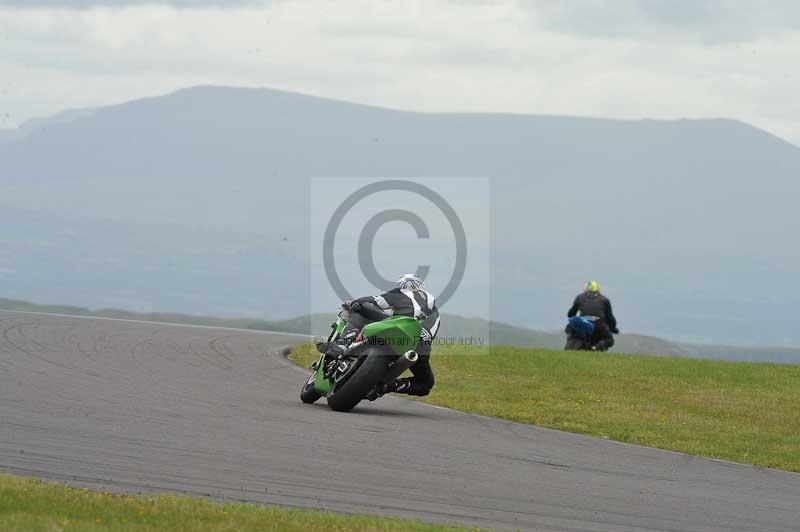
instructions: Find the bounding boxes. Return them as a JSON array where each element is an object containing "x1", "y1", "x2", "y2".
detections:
[{"x1": 300, "y1": 373, "x2": 321, "y2": 404}]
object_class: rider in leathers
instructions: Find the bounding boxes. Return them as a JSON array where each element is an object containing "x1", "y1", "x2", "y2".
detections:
[
  {"x1": 344, "y1": 273, "x2": 439, "y2": 398},
  {"x1": 567, "y1": 281, "x2": 619, "y2": 350}
]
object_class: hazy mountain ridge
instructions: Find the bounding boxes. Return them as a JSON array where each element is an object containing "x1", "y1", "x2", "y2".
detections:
[
  {"x1": 2, "y1": 86, "x2": 800, "y2": 346},
  {"x1": 4, "y1": 297, "x2": 799, "y2": 363}
]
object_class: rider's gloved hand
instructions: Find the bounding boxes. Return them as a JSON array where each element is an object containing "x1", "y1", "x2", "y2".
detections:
[
  {"x1": 611, "y1": 327, "x2": 620, "y2": 334},
  {"x1": 342, "y1": 299, "x2": 362, "y2": 312},
  {"x1": 420, "y1": 327, "x2": 432, "y2": 343}
]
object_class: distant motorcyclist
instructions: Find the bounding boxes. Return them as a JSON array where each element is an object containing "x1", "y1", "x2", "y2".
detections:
[
  {"x1": 567, "y1": 281, "x2": 618, "y2": 351},
  {"x1": 343, "y1": 273, "x2": 440, "y2": 398}
]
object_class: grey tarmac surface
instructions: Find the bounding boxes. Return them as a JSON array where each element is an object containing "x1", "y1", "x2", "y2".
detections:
[{"x1": 0, "y1": 311, "x2": 798, "y2": 531}]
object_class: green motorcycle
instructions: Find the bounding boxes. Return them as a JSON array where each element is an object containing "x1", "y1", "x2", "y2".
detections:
[{"x1": 300, "y1": 303, "x2": 421, "y2": 412}]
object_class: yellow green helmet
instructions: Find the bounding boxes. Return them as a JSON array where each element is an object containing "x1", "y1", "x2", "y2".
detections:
[{"x1": 584, "y1": 280, "x2": 600, "y2": 293}]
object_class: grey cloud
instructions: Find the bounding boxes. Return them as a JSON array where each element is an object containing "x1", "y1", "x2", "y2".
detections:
[{"x1": 532, "y1": 0, "x2": 800, "y2": 43}]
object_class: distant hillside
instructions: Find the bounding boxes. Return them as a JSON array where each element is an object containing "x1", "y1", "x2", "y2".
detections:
[
  {"x1": 2, "y1": 86, "x2": 800, "y2": 346},
  {"x1": 0, "y1": 130, "x2": 22, "y2": 142},
  {"x1": 0, "y1": 297, "x2": 307, "y2": 334},
  {"x1": 4, "y1": 297, "x2": 799, "y2": 363}
]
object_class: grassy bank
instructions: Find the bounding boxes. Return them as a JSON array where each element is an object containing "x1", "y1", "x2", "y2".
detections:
[
  {"x1": 290, "y1": 343, "x2": 800, "y2": 472},
  {"x1": 0, "y1": 474, "x2": 472, "y2": 532}
]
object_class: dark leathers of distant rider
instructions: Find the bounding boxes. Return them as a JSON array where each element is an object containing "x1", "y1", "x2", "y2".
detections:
[
  {"x1": 567, "y1": 291, "x2": 618, "y2": 350},
  {"x1": 567, "y1": 292, "x2": 617, "y2": 331}
]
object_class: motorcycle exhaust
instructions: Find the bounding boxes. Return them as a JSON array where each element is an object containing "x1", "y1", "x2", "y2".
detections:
[{"x1": 383, "y1": 350, "x2": 418, "y2": 382}]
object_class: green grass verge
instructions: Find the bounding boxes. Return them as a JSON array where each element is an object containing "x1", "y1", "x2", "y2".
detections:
[
  {"x1": 290, "y1": 343, "x2": 800, "y2": 472},
  {"x1": 0, "y1": 474, "x2": 475, "y2": 532}
]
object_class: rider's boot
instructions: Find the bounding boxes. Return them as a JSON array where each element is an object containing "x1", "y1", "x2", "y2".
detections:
[
  {"x1": 366, "y1": 378, "x2": 413, "y2": 401},
  {"x1": 595, "y1": 337, "x2": 614, "y2": 352},
  {"x1": 385, "y1": 377, "x2": 412, "y2": 394}
]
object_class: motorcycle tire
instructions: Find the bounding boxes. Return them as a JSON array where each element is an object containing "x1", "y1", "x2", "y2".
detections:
[
  {"x1": 300, "y1": 373, "x2": 321, "y2": 404},
  {"x1": 326, "y1": 348, "x2": 392, "y2": 412},
  {"x1": 565, "y1": 336, "x2": 587, "y2": 351}
]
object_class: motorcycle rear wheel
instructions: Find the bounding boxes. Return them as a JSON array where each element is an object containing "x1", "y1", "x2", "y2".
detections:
[
  {"x1": 326, "y1": 348, "x2": 392, "y2": 412},
  {"x1": 565, "y1": 336, "x2": 588, "y2": 351}
]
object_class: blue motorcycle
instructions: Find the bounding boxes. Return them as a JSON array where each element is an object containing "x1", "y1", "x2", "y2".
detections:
[{"x1": 564, "y1": 316, "x2": 606, "y2": 351}]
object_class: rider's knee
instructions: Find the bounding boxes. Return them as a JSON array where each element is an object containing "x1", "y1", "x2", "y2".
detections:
[
  {"x1": 421, "y1": 372, "x2": 435, "y2": 391},
  {"x1": 408, "y1": 378, "x2": 434, "y2": 396}
]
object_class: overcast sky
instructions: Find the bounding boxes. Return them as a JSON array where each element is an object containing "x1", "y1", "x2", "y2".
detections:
[{"x1": 2, "y1": 0, "x2": 799, "y2": 144}]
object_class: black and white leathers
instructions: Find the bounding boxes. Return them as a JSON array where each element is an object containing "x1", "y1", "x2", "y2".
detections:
[{"x1": 358, "y1": 287, "x2": 441, "y2": 341}]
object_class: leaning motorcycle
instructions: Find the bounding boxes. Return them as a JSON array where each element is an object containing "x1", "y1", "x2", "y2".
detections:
[{"x1": 299, "y1": 302, "x2": 421, "y2": 412}]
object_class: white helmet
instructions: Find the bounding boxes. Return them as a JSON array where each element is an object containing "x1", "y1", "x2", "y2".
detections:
[{"x1": 396, "y1": 273, "x2": 425, "y2": 291}]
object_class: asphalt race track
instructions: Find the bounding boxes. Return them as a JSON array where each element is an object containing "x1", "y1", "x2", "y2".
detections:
[{"x1": 1, "y1": 311, "x2": 798, "y2": 531}]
